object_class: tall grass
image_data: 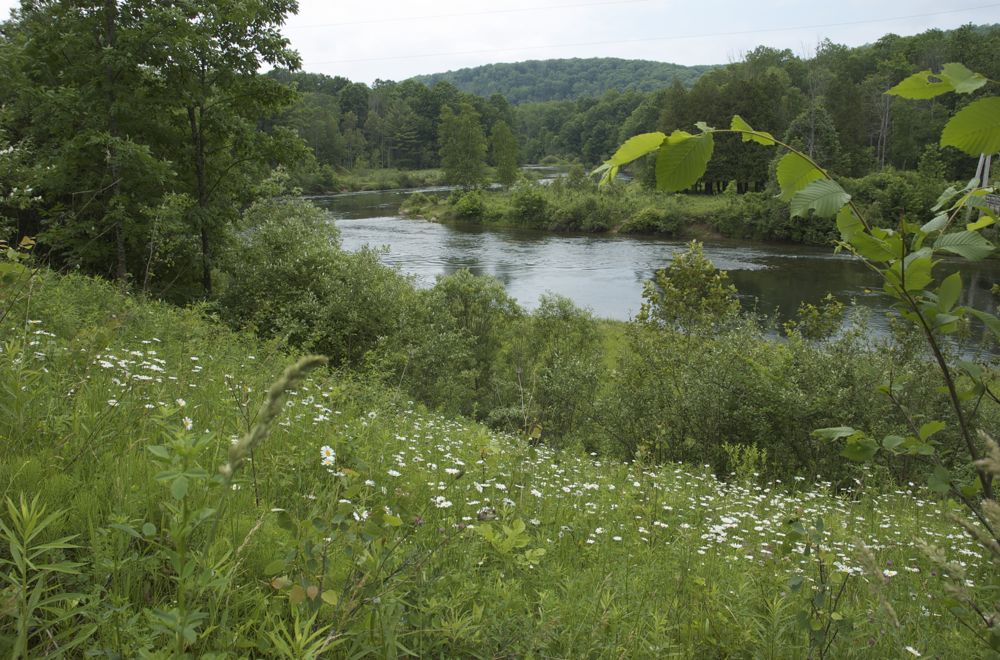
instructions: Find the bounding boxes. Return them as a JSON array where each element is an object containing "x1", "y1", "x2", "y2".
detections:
[{"x1": 0, "y1": 271, "x2": 994, "y2": 656}]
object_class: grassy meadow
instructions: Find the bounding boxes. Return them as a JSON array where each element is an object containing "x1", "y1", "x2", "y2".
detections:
[{"x1": 0, "y1": 270, "x2": 994, "y2": 657}]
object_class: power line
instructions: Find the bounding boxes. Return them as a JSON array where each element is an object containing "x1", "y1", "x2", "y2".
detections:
[
  {"x1": 302, "y1": 3, "x2": 1000, "y2": 66},
  {"x1": 283, "y1": 0, "x2": 654, "y2": 30}
]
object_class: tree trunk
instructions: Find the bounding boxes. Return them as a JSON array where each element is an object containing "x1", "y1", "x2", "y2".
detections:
[
  {"x1": 104, "y1": 0, "x2": 127, "y2": 283},
  {"x1": 188, "y1": 103, "x2": 212, "y2": 295}
]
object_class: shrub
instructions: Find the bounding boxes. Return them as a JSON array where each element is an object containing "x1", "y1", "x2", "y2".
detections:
[
  {"x1": 453, "y1": 190, "x2": 486, "y2": 220},
  {"x1": 507, "y1": 183, "x2": 549, "y2": 225},
  {"x1": 490, "y1": 295, "x2": 605, "y2": 441},
  {"x1": 619, "y1": 204, "x2": 683, "y2": 235},
  {"x1": 216, "y1": 197, "x2": 418, "y2": 366}
]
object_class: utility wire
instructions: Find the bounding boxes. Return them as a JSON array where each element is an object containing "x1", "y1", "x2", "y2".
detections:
[
  {"x1": 283, "y1": 0, "x2": 654, "y2": 30},
  {"x1": 302, "y1": 3, "x2": 1000, "y2": 66}
]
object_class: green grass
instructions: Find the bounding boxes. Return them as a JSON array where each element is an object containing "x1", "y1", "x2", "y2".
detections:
[
  {"x1": 403, "y1": 183, "x2": 736, "y2": 238},
  {"x1": 328, "y1": 167, "x2": 445, "y2": 192},
  {"x1": 0, "y1": 270, "x2": 995, "y2": 657}
]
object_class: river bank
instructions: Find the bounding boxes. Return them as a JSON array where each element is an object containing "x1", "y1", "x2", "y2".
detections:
[
  {"x1": 311, "y1": 189, "x2": 1000, "y2": 339},
  {"x1": 401, "y1": 183, "x2": 730, "y2": 238}
]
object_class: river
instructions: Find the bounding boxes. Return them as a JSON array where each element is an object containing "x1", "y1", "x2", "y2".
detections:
[{"x1": 312, "y1": 188, "x2": 1000, "y2": 339}]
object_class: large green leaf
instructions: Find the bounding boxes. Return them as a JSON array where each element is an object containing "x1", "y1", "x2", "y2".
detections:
[
  {"x1": 941, "y1": 97, "x2": 1000, "y2": 156},
  {"x1": 776, "y1": 152, "x2": 823, "y2": 202},
  {"x1": 927, "y1": 466, "x2": 952, "y2": 495},
  {"x1": 606, "y1": 132, "x2": 665, "y2": 166},
  {"x1": 941, "y1": 63, "x2": 988, "y2": 94},
  {"x1": 921, "y1": 213, "x2": 948, "y2": 233},
  {"x1": 899, "y1": 253, "x2": 933, "y2": 292},
  {"x1": 841, "y1": 436, "x2": 879, "y2": 462},
  {"x1": 730, "y1": 115, "x2": 775, "y2": 145},
  {"x1": 886, "y1": 70, "x2": 953, "y2": 99},
  {"x1": 836, "y1": 206, "x2": 864, "y2": 241},
  {"x1": 789, "y1": 179, "x2": 851, "y2": 219},
  {"x1": 934, "y1": 231, "x2": 995, "y2": 261},
  {"x1": 655, "y1": 131, "x2": 714, "y2": 193},
  {"x1": 936, "y1": 272, "x2": 962, "y2": 312}
]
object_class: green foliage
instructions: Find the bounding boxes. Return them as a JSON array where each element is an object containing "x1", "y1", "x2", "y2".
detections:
[
  {"x1": 655, "y1": 131, "x2": 715, "y2": 192},
  {"x1": 0, "y1": 495, "x2": 95, "y2": 657},
  {"x1": 637, "y1": 241, "x2": 741, "y2": 331},
  {"x1": 776, "y1": 153, "x2": 824, "y2": 202},
  {"x1": 490, "y1": 295, "x2": 604, "y2": 440},
  {"x1": 941, "y1": 97, "x2": 1000, "y2": 156},
  {"x1": 783, "y1": 294, "x2": 845, "y2": 341},
  {"x1": 605, "y1": 58, "x2": 1000, "y2": 653},
  {"x1": 0, "y1": 0, "x2": 303, "y2": 297},
  {"x1": 2, "y1": 268, "x2": 997, "y2": 656},
  {"x1": 490, "y1": 120, "x2": 520, "y2": 187},
  {"x1": 789, "y1": 180, "x2": 851, "y2": 219},
  {"x1": 439, "y1": 103, "x2": 488, "y2": 187},
  {"x1": 411, "y1": 57, "x2": 714, "y2": 104},
  {"x1": 452, "y1": 190, "x2": 487, "y2": 219},
  {"x1": 216, "y1": 197, "x2": 417, "y2": 366}
]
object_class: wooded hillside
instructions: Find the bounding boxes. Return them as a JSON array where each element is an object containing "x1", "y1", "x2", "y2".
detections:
[{"x1": 410, "y1": 57, "x2": 715, "y2": 103}]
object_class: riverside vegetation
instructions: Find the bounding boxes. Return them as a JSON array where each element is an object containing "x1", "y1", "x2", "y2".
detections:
[
  {"x1": 401, "y1": 164, "x2": 949, "y2": 243},
  {"x1": 2, "y1": 236, "x2": 999, "y2": 657},
  {"x1": 2, "y1": 1, "x2": 1000, "y2": 655},
  {"x1": 4, "y1": 178, "x2": 1000, "y2": 654}
]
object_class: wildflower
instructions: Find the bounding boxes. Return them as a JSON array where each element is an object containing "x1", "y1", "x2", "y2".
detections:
[
  {"x1": 432, "y1": 496, "x2": 452, "y2": 509},
  {"x1": 320, "y1": 445, "x2": 336, "y2": 466},
  {"x1": 387, "y1": 469, "x2": 401, "y2": 477},
  {"x1": 182, "y1": 416, "x2": 193, "y2": 431},
  {"x1": 107, "y1": 399, "x2": 119, "y2": 407},
  {"x1": 176, "y1": 398, "x2": 186, "y2": 407},
  {"x1": 904, "y1": 646, "x2": 921, "y2": 657}
]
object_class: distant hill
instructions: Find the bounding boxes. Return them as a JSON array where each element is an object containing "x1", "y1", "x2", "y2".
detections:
[{"x1": 410, "y1": 57, "x2": 715, "y2": 104}]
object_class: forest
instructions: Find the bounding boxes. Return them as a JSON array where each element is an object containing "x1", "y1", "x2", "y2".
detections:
[
  {"x1": 262, "y1": 24, "x2": 1000, "y2": 193},
  {"x1": 2, "y1": 1, "x2": 1000, "y2": 656},
  {"x1": 409, "y1": 57, "x2": 716, "y2": 103}
]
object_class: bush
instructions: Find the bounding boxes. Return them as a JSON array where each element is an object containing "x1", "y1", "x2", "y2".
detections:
[
  {"x1": 453, "y1": 190, "x2": 486, "y2": 220},
  {"x1": 216, "y1": 197, "x2": 418, "y2": 366},
  {"x1": 370, "y1": 269, "x2": 521, "y2": 417},
  {"x1": 489, "y1": 295, "x2": 605, "y2": 441},
  {"x1": 619, "y1": 204, "x2": 683, "y2": 235},
  {"x1": 507, "y1": 183, "x2": 549, "y2": 225}
]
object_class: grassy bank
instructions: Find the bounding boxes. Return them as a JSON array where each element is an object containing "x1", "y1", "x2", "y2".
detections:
[
  {"x1": 0, "y1": 267, "x2": 996, "y2": 657},
  {"x1": 293, "y1": 167, "x2": 447, "y2": 193},
  {"x1": 402, "y1": 181, "x2": 728, "y2": 237},
  {"x1": 400, "y1": 166, "x2": 958, "y2": 247}
]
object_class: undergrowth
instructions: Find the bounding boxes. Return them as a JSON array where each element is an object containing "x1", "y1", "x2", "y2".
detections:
[{"x1": 0, "y1": 269, "x2": 994, "y2": 657}]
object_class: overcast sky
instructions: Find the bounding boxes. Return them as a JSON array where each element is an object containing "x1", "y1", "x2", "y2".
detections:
[{"x1": 1, "y1": 1, "x2": 998, "y2": 83}]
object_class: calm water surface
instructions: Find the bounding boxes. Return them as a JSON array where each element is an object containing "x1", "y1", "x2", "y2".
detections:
[{"x1": 313, "y1": 190, "x2": 1000, "y2": 332}]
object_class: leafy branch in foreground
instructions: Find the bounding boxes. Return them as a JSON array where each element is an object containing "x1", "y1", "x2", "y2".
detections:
[{"x1": 598, "y1": 61, "x2": 1000, "y2": 652}]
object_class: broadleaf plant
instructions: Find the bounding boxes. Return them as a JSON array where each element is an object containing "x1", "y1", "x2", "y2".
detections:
[{"x1": 597, "y1": 62, "x2": 1000, "y2": 654}]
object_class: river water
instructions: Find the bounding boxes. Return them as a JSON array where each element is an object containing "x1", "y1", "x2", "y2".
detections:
[{"x1": 313, "y1": 189, "x2": 1000, "y2": 335}]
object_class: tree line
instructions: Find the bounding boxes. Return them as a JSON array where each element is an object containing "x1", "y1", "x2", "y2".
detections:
[{"x1": 268, "y1": 24, "x2": 999, "y2": 193}]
